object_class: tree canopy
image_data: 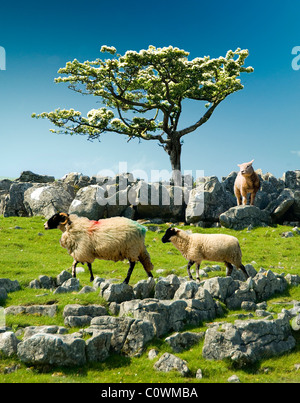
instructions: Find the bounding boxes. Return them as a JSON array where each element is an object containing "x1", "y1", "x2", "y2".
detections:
[{"x1": 33, "y1": 45, "x2": 253, "y2": 173}]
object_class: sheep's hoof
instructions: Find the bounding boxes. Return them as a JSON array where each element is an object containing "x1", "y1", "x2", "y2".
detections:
[
  {"x1": 196, "y1": 277, "x2": 200, "y2": 282},
  {"x1": 90, "y1": 276, "x2": 94, "y2": 282}
]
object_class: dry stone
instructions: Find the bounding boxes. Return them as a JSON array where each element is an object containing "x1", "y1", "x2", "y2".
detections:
[
  {"x1": 17, "y1": 171, "x2": 55, "y2": 183},
  {"x1": 265, "y1": 188, "x2": 295, "y2": 220},
  {"x1": 252, "y1": 269, "x2": 287, "y2": 301},
  {"x1": 133, "y1": 277, "x2": 155, "y2": 299},
  {"x1": 4, "y1": 304, "x2": 58, "y2": 317},
  {"x1": 24, "y1": 183, "x2": 74, "y2": 219},
  {"x1": 17, "y1": 333, "x2": 86, "y2": 366},
  {"x1": 0, "y1": 278, "x2": 20, "y2": 292},
  {"x1": 85, "y1": 331, "x2": 112, "y2": 362},
  {"x1": 23, "y1": 326, "x2": 68, "y2": 340},
  {"x1": 186, "y1": 176, "x2": 235, "y2": 224},
  {"x1": 2, "y1": 182, "x2": 33, "y2": 217},
  {"x1": 165, "y1": 331, "x2": 204, "y2": 353},
  {"x1": 0, "y1": 331, "x2": 19, "y2": 357},
  {"x1": 86, "y1": 315, "x2": 154, "y2": 356},
  {"x1": 101, "y1": 282, "x2": 134, "y2": 303},
  {"x1": 154, "y1": 274, "x2": 181, "y2": 300},
  {"x1": 202, "y1": 313, "x2": 295, "y2": 367},
  {"x1": 154, "y1": 353, "x2": 190, "y2": 376},
  {"x1": 68, "y1": 185, "x2": 106, "y2": 220},
  {"x1": 219, "y1": 205, "x2": 271, "y2": 230},
  {"x1": 63, "y1": 304, "x2": 107, "y2": 318}
]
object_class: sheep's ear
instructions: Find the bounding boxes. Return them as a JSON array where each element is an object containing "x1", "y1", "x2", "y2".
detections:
[
  {"x1": 167, "y1": 226, "x2": 179, "y2": 235},
  {"x1": 250, "y1": 159, "x2": 254, "y2": 164}
]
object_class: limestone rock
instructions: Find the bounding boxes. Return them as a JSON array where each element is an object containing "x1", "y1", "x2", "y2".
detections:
[
  {"x1": 165, "y1": 331, "x2": 204, "y2": 353},
  {"x1": 186, "y1": 176, "x2": 235, "y2": 224},
  {"x1": 202, "y1": 313, "x2": 295, "y2": 367},
  {"x1": 17, "y1": 333, "x2": 86, "y2": 366},
  {"x1": 24, "y1": 183, "x2": 74, "y2": 219},
  {"x1": 219, "y1": 205, "x2": 271, "y2": 230},
  {"x1": 154, "y1": 352, "x2": 190, "y2": 376},
  {"x1": 0, "y1": 331, "x2": 19, "y2": 357}
]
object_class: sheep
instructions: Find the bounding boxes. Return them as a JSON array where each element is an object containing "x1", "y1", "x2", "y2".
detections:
[
  {"x1": 44, "y1": 212, "x2": 154, "y2": 284},
  {"x1": 234, "y1": 159, "x2": 260, "y2": 206},
  {"x1": 161, "y1": 227, "x2": 249, "y2": 281}
]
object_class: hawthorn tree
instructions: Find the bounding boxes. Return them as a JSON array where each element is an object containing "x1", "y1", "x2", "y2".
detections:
[{"x1": 33, "y1": 45, "x2": 253, "y2": 174}]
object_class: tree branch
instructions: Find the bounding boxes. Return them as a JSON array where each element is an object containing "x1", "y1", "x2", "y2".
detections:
[{"x1": 177, "y1": 100, "x2": 221, "y2": 137}]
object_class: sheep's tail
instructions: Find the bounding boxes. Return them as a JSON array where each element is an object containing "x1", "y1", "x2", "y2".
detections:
[
  {"x1": 134, "y1": 221, "x2": 153, "y2": 274},
  {"x1": 139, "y1": 247, "x2": 154, "y2": 274}
]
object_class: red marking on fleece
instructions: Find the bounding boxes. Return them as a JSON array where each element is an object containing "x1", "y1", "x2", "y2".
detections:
[{"x1": 88, "y1": 220, "x2": 102, "y2": 234}]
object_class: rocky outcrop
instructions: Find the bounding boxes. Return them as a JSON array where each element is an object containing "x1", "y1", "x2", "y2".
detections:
[
  {"x1": 202, "y1": 313, "x2": 295, "y2": 367},
  {"x1": 219, "y1": 205, "x2": 272, "y2": 230},
  {"x1": 17, "y1": 333, "x2": 87, "y2": 366},
  {"x1": 153, "y1": 352, "x2": 190, "y2": 376},
  {"x1": 186, "y1": 176, "x2": 235, "y2": 225},
  {"x1": 1, "y1": 266, "x2": 300, "y2": 368},
  {"x1": 0, "y1": 331, "x2": 20, "y2": 357},
  {"x1": 4, "y1": 305, "x2": 58, "y2": 317},
  {"x1": 17, "y1": 171, "x2": 55, "y2": 184},
  {"x1": 24, "y1": 183, "x2": 74, "y2": 219},
  {"x1": 1, "y1": 169, "x2": 300, "y2": 228}
]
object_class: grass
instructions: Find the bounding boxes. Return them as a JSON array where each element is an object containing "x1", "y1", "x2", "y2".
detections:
[{"x1": 0, "y1": 215, "x2": 300, "y2": 383}]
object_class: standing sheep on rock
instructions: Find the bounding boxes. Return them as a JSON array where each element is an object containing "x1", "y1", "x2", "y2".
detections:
[
  {"x1": 162, "y1": 227, "x2": 249, "y2": 281},
  {"x1": 234, "y1": 159, "x2": 260, "y2": 206},
  {"x1": 44, "y1": 213, "x2": 154, "y2": 284}
]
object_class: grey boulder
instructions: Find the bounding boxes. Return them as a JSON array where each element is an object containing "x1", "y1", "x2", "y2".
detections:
[
  {"x1": 219, "y1": 205, "x2": 271, "y2": 230},
  {"x1": 24, "y1": 183, "x2": 74, "y2": 218},
  {"x1": 202, "y1": 313, "x2": 295, "y2": 367},
  {"x1": 154, "y1": 352, "x2": 190, "y2": 376},
  {"x1": 0, "y1": 331, "x2": 20, "y2": 357},
  {"x1": 17, "y1": 333, "x2": 86, "y2": 366}
]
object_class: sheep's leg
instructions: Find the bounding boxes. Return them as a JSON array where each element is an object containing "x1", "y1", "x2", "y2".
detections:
[
  {"x1": 195, "y1": 263, "x2": 200, "y2": 282},
  {"x1": 187, "y1": 260, "x2": 195, "y2": 280},
  {"x1": 239, "y1": 264, "x2": 249, "y2": 279},
  {"x1": 87, "y1": 263, "x2": 94, "y2": 282},
  {"x1": 72, "y1": 260, "x2": 78, "y2": 278},
  {"x1": 225, "y1": 261, "x2": 233, "y2": 276},
  {"x1": 234, "y1": 188, "x2": 242, "y2": 206},
  {"x1": 139, "y1": 248, "x2": 154, "y2": 279},
  {"x1": 241, "y1": 191, "x2": 248, "y2": 205},
  {"x1": 123, "y1": 261, "x2": 136, "y2": 284},
  {"x1": 250, "y1": 192, "x2": 256, "y2": 206}
]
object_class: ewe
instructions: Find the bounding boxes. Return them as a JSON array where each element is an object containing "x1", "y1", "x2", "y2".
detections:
[
  {"x1": 44, "y1": 213, "x2": 153, "y2": 284},
  {"x1": 234, "y1": 159, "x2": 260, "y2": 206},
  {"x1": 162, "y1": 227, "x2": 249, "y2": 281}
]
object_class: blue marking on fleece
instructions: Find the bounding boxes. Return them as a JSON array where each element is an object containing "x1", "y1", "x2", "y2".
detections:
[{"x1": 134, "y1": 221, "x2": 147, "y2": 237}]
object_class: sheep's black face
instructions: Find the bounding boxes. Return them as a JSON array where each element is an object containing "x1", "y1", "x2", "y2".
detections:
[
  {"x1": 44, "y1": 213, "x2": 69, "y2": 230},
  {"x1": 161, "y1": 227, "x2": 177, "y2": 243}
]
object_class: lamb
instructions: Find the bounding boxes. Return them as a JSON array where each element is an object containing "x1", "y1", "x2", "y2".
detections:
[
  {"x1": 44, "y1": 212, "x2": 154, "y2": 284},
  {"x1": 234, "y1": 159, "x2": 260, "y2": 206},
  {"x1": 161, "y1": 227, "x2": 249, "y2": 281}
]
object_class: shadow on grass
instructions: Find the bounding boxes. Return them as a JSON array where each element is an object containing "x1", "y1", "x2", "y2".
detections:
[{"x1": 28, "y1": 353, "x2": 132, "y2": 379}]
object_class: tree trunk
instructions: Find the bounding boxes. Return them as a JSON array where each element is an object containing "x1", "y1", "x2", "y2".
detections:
[{"x1": 165, "y1": 136, "x2": 182, "y2": 184}]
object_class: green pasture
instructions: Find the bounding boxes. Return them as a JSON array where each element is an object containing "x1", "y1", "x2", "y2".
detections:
[{"x1": 0, "y1": 216, "x2": 300, "y2": 383}]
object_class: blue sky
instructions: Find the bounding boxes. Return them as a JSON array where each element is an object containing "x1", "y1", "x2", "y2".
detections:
[{"x1": 0, "y1": 0, "x2": 300, "y2": 180}]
